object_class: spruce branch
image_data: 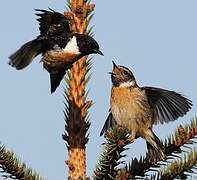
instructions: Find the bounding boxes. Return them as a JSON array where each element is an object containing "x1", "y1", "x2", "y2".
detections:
[
  {"x1": 163, "y1": 117, "x2": 197, "y2": 156},
  {"x1": 0, "y1": 144, "x2": 42, "y2": 180},
  {"x1": 62, "y1": 0, "x2": 95, "y2": 179},
  {"x1": 94, "y1": 127, "x2": 131, "y2": 180},
  {"x1": 156, "y1": 149, "x2": 197, "y2": 180},
  {"x1": 100, "y1": 117, "x2": 197, "y2": 179}
]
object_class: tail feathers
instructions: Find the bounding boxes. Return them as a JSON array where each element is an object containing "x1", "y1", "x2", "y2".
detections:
[
  {"x1": 9, "y1": 39, "x2": 42, "y2": 70},
  {"x1": 145, "y1": 130, "x2": 165, "y2": 164},
  {"x1": 100, "y1": 112, "x2": 117, "y2": 136},
  {"x1": 50, "y1": 69, "x2": 66, "y2": 94}
]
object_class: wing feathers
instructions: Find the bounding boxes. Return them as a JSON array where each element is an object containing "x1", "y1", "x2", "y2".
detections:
[
  {"x1": 50, "y1": 68, "x2": 66, "y2": 93},
  {"x1": 143, "y1": 87, "x2": 192, "y2": 124},
  {"x1": 35, "y1": 9, "x2": 71, "y2": 36},
  {"x1": 100, "y1": 112, "x2": 117, "y2": 136}
]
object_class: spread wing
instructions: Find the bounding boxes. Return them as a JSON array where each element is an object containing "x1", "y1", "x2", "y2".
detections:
[
  {"x1": 35, "y1": 8, "x2": 71, "y2": 36},
  {"x1": 142, "y1": 87, "x2": 192, "y2": 124},
  {"x1": 100, "y1": 111, "x2": 117, "y2": 136}
]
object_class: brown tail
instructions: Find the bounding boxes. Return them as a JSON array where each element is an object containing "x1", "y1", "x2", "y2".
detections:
[
  {"x1": 8, "y1": 39, "x2": 42, "y2": 70},
  {"x1": 144, "y1": 130, "x2": 165, "y2": 164}
]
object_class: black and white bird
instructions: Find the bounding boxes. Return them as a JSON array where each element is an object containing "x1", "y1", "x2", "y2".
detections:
[
  {"x1": 8, "y1": 9, "x2": 103, "y2": 93},
  {"x1": 100, "y1": 61, "x2": 192, "y2": 163}
]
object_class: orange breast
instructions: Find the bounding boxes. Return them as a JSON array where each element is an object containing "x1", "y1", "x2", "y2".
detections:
[
  {"x1": 43, "y1": 51, "x2": 79, "y2": 63},
  {"x1": 42, "y1": 51, "x2": 81, "y2": 72},
  {"x1": 111, "y1": 86, "x2": 152, "y2": 132}
]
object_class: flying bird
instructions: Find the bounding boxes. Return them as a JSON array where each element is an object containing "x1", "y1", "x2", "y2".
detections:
[
  {"x1": 100, "y1": 61, "x2": 192, "y2": 163},
  {"x1": 8, "y1": 9, "x2": 103, "y2": 93}
]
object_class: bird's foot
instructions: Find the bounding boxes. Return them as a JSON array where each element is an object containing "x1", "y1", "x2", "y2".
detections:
[
  {"x1": 127, "y1": 134, "x2": 136, "y2": 143},
  {"x1": 117, "y1": 139, "x2": 125, "y2": 147}
]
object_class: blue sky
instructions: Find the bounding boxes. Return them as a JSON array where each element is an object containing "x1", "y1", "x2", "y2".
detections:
[{"x1": 1, "y1": 0, "x2": 197, "y2": 179}]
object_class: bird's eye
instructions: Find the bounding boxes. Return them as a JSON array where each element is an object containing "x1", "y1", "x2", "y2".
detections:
[{"x1": 123, "y1": 71, "x2": 129, "y2": 75}]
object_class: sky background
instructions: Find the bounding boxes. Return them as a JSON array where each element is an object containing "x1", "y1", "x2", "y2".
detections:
[{"x1": 1, "y1": 0, "x2": 197, "y2": 179}]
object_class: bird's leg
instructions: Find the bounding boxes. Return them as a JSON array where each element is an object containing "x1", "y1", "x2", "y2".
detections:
[
  {"x1": 143, "y1": 129, "x2": 165, "y2": 163},
  {"x1": 128, "y1": 131, "x2": 136, "y2": 143}
]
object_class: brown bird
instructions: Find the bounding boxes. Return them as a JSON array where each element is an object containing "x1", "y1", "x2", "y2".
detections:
[
  {"x1": 8, "y1": 9, "x2": 103, "y2": 93},
  {"x1": 100, "y1": 61, "x2": 192, "y2": 163}
]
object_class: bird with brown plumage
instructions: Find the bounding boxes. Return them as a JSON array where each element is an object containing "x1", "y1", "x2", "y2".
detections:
[{"x1": 100, "y1": 61, "x2": 192, "y2": 163}]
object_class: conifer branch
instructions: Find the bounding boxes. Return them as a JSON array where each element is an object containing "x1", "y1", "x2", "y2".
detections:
[
  {"x1": 0, "y1": 144, "x2": 42, "y2": 180},
  {"x1": 156, "y1": 149, "x2": 197, "y2": 180},
  {"x1": 62, "y1": 0, "x2": 95, "y2": 179},
  {"x1": 94, "y1": 127, "x2": 131, "y2": 179},
  {"x1": 163, "y1": 117, "x2": 197, "y2": 156},
  {"x1": 125, "y1": 117, "x2": 197, "y2": 178},
  {"x1": 96, "y1": 117, "x2": 197, "y2": 179},
  {"x1": 124, "y1": 117, "x2": 197, "y2": 179}
]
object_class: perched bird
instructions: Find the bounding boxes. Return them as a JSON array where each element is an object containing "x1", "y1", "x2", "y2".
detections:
[
  {"x1": 8, "y1": 9, "x2": 103, "y2": 93},
  {"x1": 100, "y1": 61, "x2": 192, "y2": 163}
]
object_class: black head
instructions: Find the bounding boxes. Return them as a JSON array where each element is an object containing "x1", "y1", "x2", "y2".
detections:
[
  {"x1": 110, "y1": 61, "x2": 136, "y2": 87},
  {"x1": 75, "y1": 34, "x2": 103, "y2": 56}
]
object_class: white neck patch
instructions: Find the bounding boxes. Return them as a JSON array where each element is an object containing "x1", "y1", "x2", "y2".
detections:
[
  {"x1": 119, "y1": 81, "x2": 136, "y2": 88},
  {"x1": 63, "y1": 36, "x2": 80, "y2": 54}
]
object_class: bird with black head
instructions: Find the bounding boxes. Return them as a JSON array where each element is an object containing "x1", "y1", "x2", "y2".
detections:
[{"x1": 9, "y1": 9, "x2": 103, "y2": 93}]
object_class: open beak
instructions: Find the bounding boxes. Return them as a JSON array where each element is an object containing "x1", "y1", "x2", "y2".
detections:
[
  {"x1": 95, "y1": 49, "x2": 104, "y2": 56},
  {"x1": 108, "y1": 72, "x2": 116, "y2": 76},
  {"x1": 108, "y1": 61, "x2": 119, "y2": 76},
  {"x1": 112, "y1": 61, "x2": 118, "y2": 69}
]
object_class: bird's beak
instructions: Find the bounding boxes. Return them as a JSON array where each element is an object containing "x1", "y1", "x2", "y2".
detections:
[
  {"x1": 108, "y1": 72, "x2": 116, "y2": 76},
  {"x1": 112, "y1": 61, "x2": 118, "y2": 69},
  {"x1": 109, "y1": 61, "x2": 118, "y2": 76},
  {"x1": 94, "y1": 49, "x2": 104, "y2": 56}
]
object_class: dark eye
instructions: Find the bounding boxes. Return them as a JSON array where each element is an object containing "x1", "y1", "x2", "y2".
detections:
[{"x1": 123, "y1": 71, "x2": 129, "y2": 75}]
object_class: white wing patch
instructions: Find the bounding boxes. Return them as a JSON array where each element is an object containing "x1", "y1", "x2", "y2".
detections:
[{"x1": 63, "y1": 36, "x2": 80, "y2": 54}]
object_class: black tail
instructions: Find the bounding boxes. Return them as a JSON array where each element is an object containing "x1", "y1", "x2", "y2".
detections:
[
  {"x1": 144, "y1": 130, "x2": 165, "y2": 164},
  {"x1": 9, "y1": 39, "x2": 42, "y2": 70},
  {"x1": 50, "y1": 68, "x2": 66, "y2": 94},
  {"x1": 100, "y1": 112, "x2": 117, "y2": 136}
]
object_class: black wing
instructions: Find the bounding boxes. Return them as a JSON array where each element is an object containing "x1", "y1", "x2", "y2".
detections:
[
  {"x1": 50, "y1": 68, "x2": 67, "y2": 94},
  {"x1": 100, "y1": 111, "x2": 117, "y2": 136},
  {"x1": 35, "y1": 8, "x2": 71, "y2": 36},
  {"x1": 142, "y1": 87, "x2": 192, "y2": 124}
]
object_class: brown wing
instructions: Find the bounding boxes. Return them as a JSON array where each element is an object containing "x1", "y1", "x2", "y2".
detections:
[
  {"x1": 100, "y1": 111, "x2": 117, "y2": 136},
  {"x1": 35, "y1": 8, "x2": 71, "y2": 36},
  {"x1": 142, "y1": 87, "x2": 192, "y2": 124}
]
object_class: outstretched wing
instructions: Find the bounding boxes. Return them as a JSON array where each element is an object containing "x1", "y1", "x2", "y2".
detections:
[
  {"x1": 142, "y1": 87, "x2": 192, "y2": 124},
  {"x1": 35, "y1": 8, "x2": 71, "y2": 36}
]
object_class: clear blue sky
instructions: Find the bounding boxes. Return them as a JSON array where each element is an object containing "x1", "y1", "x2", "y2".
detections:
[{"x1": 1, "y1": 0, "x2": 197, "y2": 179}]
